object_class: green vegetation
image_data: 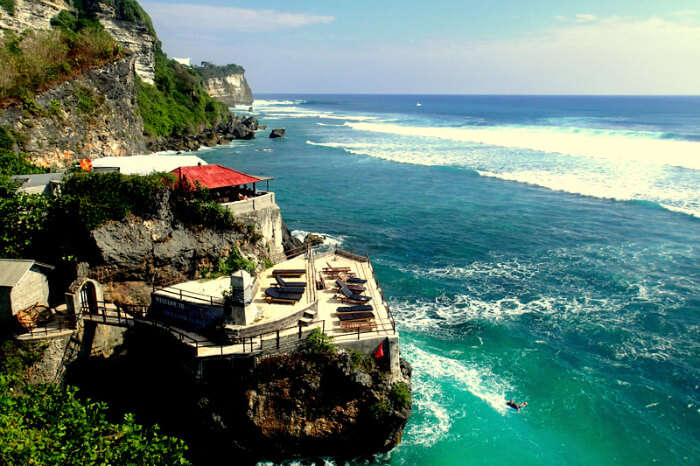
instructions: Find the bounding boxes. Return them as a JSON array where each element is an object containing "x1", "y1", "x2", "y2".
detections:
[
  {"x1": 95, "y1": 0, "x2": 156, "y2": 36},
  {"x1": 192, "y1": 61, "x2": 245, "y2": 79},
  {"x1": 0, "y1": 339, "x2": 189, "y2": 464},
  {"x1": 47, "y1": 98, "x2": 63, "y2": 119},
  {"x1": 350, "y1": 350, "x2": 375, "y2": 372},
  {"x1": 173, "y1": 183, "x2": 235, "y2": 230},
  {"x1": 0, "y1": 340, "x2": 47, "y2": 379},
  {"x1": 369, "y1": 399, "x2": 392, "y2": 419},
  {"x1": 0, "y1": 13, "x2": 119, "y2": 102},
  {"x1": 0, "y1": 0, "x2": 15, "y2": 16},
  {"x1": 390, "y1": 382, "x2": 411, "y2": 410},
  {"x1": 216, "y1": 247, "x2": 257, "y2": 276},
  {"x1": 303, "y1": 328, "x2": 337, "y2": 354},
  {"x1": 136, "y1": 48, "x2": 230, "y2": 138},
  {"x1": 262, "y1": 257, "x2": 273, "y2": 269}
]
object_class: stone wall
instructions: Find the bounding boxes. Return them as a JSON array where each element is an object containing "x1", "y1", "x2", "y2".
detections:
[
  {"x1": 0, "y1": 56, "x2": 147, "y2": 167},
  {"x1": 235, "y1": 203, "x2": 286, "y2": 260}
]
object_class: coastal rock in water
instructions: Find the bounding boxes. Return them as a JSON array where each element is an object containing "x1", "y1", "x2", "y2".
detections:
[
  {"x1": 232, "y1": 121, "x2": 255, "y2": 140},
  {"x1": 304, "y1": 233, "x2": 325, "y2": 246},
  {"x1": 270, "y1": 128, "x2": 286, "y2": 138},
  {"x1": 241, "y1": 116, "x2": 259, "y2": 131},
  {"x1": 281, "y1": 222, "x2": 303, "y2": 253}
]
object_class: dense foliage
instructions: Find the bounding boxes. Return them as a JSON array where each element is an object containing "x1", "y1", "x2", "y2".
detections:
[
  {"x1": 137, "y1": 48, "x2": 230, "y2": 138},
  {"x1": 192, "y1": 61, "x2": 245, "y2": 79},
  {"x1": 0, "y1": 339, "x2": 189, "y2": 465},
  {"x1": 173, "y1": 183, "x2": 235, "y2": 230},
  {"x1": 0, "y1": 13, "x2": 120, "y2": 101}
]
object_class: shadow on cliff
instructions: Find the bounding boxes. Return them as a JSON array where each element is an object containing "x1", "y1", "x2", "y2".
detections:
[{"x1": 64, "y1": 326, "x2": 411, "y2": 465}]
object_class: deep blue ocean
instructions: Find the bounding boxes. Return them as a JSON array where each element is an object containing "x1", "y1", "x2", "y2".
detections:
[{"x1": 199, "y1": 95, "x2": 700, "y2": 465}]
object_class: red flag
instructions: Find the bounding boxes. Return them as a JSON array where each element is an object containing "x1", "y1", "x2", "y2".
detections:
[
  {"x1": 374, "y1": 342, "x2": 384, "y2": 359},
  {"x1": 80, "y1": 158, "x2": 92, "y2": 171}
]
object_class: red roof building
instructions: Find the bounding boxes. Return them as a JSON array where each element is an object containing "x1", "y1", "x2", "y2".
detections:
[{"x1": 171, "y1": 164, "x2": 262, "y2": 190}]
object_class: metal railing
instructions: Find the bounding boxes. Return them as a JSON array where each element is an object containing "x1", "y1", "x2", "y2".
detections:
[
  {"x1": 15, "y1": 315, "x2": 78, "y2": 339},
  {"x1": 152, "y1": 286, "x2": 225, "y2": 306}
]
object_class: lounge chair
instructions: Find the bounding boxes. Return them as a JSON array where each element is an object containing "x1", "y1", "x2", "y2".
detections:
[
  {"x1": 274, "y1": 286, "x2": 305, "y2": 294},
  {"x1": 338, "y1": 272, "x2": 367, "y2": 284},
  {"x1": 337, "y1": 311, "x2": 374, "y2": 321},
  {"x1": 272, "y1": 269, "x2": 306, "y2": 277},
  {"x1": 265, "y1": 287, "x2": 302, "y2": 304},
  {"x1": 324, "y1": 261, "x2": 351, "y2": 272},
  {"x1": 336, "y1": 305, "x2": 373, "y2": 313},
  {"x1": 334, "y1": 278, "x2": 365, "y2": 293},
  {"x1": 275, "y1": 275, "x2": 307, "y2": 288},
  {"x1": 336, "y1": 284, "x2": 371, "y2": 304}
]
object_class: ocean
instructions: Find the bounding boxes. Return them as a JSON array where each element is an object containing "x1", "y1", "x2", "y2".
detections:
[{"x1": 199, "y1": 95, "x2": 700, "y2": 465}]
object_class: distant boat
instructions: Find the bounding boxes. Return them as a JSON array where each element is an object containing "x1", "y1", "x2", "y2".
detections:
[{"x1": 416, "y1": 102, "x2": 422, "y2": 107}]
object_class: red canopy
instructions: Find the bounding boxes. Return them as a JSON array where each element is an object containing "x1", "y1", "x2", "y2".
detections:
[{"x1": 171, "y1": 164, "x2": 261, "y2": 189}]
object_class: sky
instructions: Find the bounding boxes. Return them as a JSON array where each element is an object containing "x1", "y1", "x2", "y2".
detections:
[{"x1": 140, "y1": 0, "x2": 700, "y2": 94}]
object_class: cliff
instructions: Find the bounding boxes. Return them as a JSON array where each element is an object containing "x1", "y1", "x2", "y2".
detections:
[
  {"x1": 0, "y1": 56, "x2": 147, "y2": 168},
  {"x1": 0, "y1": 1, "x2": 156, "y2": 84},
  {"x1": 195, "y1": 62, "x2": 254, "y2": 107}
]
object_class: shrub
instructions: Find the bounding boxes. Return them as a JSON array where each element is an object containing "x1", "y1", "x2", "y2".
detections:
[
  {"x1": 47, "y1": 98, "x2": 62, "y2": 119},
  {"x1": 216, "y1": 247, "x2": 256, "y2": 276},
  {"x1": 262, "y1": 257, "x2": 273, "y2": 269},
  {"x1": 0, "y1": 148, "x2": 47, "y2": 176},
  {"x1": 369, "y1": 399, "x2": 392, "y2": 419},
  {"x1": 0, "y1": 127, "x2": 14, "y2": 151},
  {"x1": 0, "y1": 0, "x2": 14, "y2": 16},
  {"x1": 350, "y1": 350, "x2": 374, "y2": 372},
  {"x1": 303, "y1": 328, "x2": 336, "y2": 354},
  {"x1": 0, "y1": 375, "x2": 190, "y2": 464},
  {"x1": 390, "y1": 382, "x2": 411, "y2": 410}
]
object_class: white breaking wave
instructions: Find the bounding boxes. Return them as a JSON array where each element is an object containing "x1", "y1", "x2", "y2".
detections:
[
  {"x1": 345, "y1": 121, "x2": 700, "y2": 171},
  {"x1": 290, "y1": 229, "x2": 345, "y2": 247},
  {"x1": 402, "y1": 342, "x2": 509, "y2": 447}
]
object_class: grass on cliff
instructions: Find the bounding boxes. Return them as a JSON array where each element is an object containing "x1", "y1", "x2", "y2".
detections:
[
  {"x1": 136, "y1": 48, "x2": 230, "y2": 138},
  {"x1": 0, "y1": 13, "x2": 120, "y2": 103}
]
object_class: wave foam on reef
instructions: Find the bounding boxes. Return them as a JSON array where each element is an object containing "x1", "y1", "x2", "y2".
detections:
[
  {"x1": 344, "y1": 121, "x2": 700, "y2": 171},
  {"x1": 291, "y1": 229, "x2": 345, "y2": 247},
  {"x1": 401, "y1": 342, "x2": 509, "y2": 447}
]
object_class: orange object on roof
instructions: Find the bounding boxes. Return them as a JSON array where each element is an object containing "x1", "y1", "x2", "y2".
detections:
[{"x1": 171, "y1": 164, "x2": 261, "y2": 189}]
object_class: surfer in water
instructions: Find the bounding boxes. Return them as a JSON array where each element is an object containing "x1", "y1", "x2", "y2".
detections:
[{"x1": 507, "y1": 399, "x2": 528, "y2": 411}]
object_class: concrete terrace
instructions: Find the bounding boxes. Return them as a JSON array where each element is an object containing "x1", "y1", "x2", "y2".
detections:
[{"x1": 81, "y1": 247, "x2": 399, "y2": 376}]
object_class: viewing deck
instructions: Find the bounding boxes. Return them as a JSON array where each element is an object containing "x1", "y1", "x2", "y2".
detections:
[{"x1": 79, "y1": 247, "x2": 399, "y2": 375}]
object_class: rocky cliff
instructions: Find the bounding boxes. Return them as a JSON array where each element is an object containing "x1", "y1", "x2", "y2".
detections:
[
  {"x1": 0, "y1": 0, "x2": 71, "y2": 33},
  {"x1": 194, "y1": 62, "x2": 254, "y2": 107},
  {"x1": 0, "y1": 56, "x2": 147, "y2": 168},
  {"x1": 201, "y1": 73, "x2": 254, "y2": 107},
  {"x1": 0, "y1": 1, "x2": 156, "y2": 85}
]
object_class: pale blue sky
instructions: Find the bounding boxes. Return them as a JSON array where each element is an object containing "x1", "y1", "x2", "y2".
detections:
[{"x1": 141, "y1": 1, "x2": 700, "y2": 94}]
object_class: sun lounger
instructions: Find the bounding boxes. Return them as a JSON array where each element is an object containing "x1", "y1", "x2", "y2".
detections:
[
  {"x1": 274, "y1": 286, "x2": 305, "y2": 294},
  {"x1": 336, "y1": 305, "x2": 373, "y2": 313},
  {"x1": 324, "y1": 261, "x2": 351, "y2": 272},
  {"x1": 275, "y1": 275, "x2": 307, "y2": 288},
  {"x1": 337, "y1": 311, "x2": 374, "y2": 321},
  {"x1": 265, "y1": 287, "x2": 302, "y2": 304},
  {"x1": 338, "y1": 272, "x2": 367, "y2": 284},
  {"x1": 272, "y1": 269, "x2": 306, "y2": 277},
  {"x1": 334, "y1": 278, "x2": 365, "y2": 293},
  {"x1": 336, "y1": 284, "x2": 371, "y2": 304}
]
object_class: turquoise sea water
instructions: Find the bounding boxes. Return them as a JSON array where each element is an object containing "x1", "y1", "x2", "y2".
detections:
[{"x1": 199, "y1": 95, "x2": 699, "y2": 465}]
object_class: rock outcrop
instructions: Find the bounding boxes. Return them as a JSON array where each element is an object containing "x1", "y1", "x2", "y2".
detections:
[
  {"x1": 270, "y1": 128, "x2": 285, "y2": 138},
  {"x1": 84, "y1": 0, "x2": 157, "y2": 84},
  {"x1": 0, "y1": 56, "x2": 147, "y2": 168},
  {"x1": 145, "y1": 115, "x2": 260, "y2": 153},
  {"x1": 0, "y1": 0, "x2": 71, "y2": 34},
  {"x1": 201, "y1": 73, "x2": 254, "y2": 107}
]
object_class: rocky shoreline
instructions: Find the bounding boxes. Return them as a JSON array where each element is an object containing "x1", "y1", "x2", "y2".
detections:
[{"x1": 145, "y1": 115, "x2": 265, "y2": 153}]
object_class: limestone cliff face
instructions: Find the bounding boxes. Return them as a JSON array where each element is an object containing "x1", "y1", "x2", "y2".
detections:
[
  {"x1": 0, "y1": 56, "x2": 147, "y2": 168},
  {"x1": 0, "y1": 0, "x2": 156, "y2": 84},
  {"x1": 0, "y1": 0, "x2": 71, "y2": 33},
  {"x1": 84, "y1": 0, "x2": 156, "y2": 84},
  {"x1": 202, "y1": 73, "x2": 254, "y2": 107}
]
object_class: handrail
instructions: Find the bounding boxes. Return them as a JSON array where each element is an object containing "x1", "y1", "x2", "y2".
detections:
[{"x1": 153, "y1": 286, "x2": 225, "y2": 306}]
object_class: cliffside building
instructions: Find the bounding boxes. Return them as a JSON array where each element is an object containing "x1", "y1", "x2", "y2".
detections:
[{"x1": 0, "y1": 259, "x2": 54, "y2": 326}]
